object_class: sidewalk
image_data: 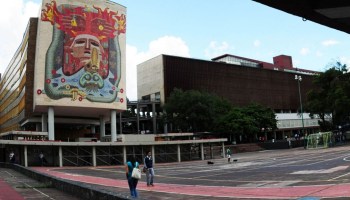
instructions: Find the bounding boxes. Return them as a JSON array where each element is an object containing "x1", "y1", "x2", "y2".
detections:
[
  {"x1": 0, "y1": 167, "x2": 80, "y2": 200},
  {"x1": 32, "y1": 166, "x2": 350, "y2": 199},
  {"x1": 4, "y1": 146, "x2": 350, "y2": 200},
  {"x1": 0, "y1": 178, "x2": 23, "y2": 200}
]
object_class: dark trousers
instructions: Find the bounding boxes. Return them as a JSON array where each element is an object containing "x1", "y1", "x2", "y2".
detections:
[{"x1": 127, "y1": 177, "x2": 138, "y2": 197}]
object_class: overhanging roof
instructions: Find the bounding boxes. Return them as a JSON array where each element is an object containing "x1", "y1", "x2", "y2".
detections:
[{"x1": 253, "y1": 0, "x2": 350, "y2": 34}]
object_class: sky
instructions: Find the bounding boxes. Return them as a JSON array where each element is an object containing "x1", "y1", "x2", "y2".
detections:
[{"x1": 1, "y1": 0, "x2": 350, "y2": 101}]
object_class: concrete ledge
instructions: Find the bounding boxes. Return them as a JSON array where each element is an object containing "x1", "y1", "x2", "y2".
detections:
[{"x1": 0, "y1": 163, "x2": 133, "y2": 200}]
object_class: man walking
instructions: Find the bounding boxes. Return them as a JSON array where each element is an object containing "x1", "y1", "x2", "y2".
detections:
[
  {"x1": 144, "y1": 151, "x2": 154, "y2": 186},
  {"x1": 9, "y1": 151, "x2": 15, "y2": 163},
  {"x1": 39, "y1": 151, "x2": 48, "y2": 166},
  {"x1": 226, "y1": 147, "x2": 232, "y2": 163}
]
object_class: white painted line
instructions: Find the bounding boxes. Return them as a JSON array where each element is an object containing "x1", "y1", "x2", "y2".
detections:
[
  {"x1": 329, "y1": 171, "x2": 350, "y2": 180},
  {"x1": 291, "y1": 166, "x2": 348, "y2": 174},
  {"x1": 5, "y1": 171, "x2": 55, "y2": 200}
]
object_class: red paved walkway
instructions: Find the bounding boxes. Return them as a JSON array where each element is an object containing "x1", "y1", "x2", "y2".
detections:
[
  {"x1": 32, "y1": 167, "x2": 350, "y2": 199},
  {"x1": 0, "y1": 179, "x2": 24, "y2": 200}
]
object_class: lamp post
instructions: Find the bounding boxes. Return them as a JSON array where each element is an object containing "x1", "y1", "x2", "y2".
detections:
[{"x1": 295, "y1": 75, "x2": 305, "y2": 135}]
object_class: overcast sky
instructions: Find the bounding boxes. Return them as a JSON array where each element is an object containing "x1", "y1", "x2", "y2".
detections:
[{"x1": 2, "y1": 0, "x2": 350, "y2": 100}]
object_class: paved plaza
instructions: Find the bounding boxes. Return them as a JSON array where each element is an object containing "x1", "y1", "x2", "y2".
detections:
[{"x1": 3, "y1": 145, "x2": 350, "y2": 199}]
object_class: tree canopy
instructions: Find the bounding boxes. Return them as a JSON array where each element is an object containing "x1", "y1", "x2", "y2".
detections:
[
  {"x1": 216, "y1": 103, "x2": 277, "y2": 142},
  {"x1": 163, "y1": 88, "x2": 232, "y2": 132},
  {"x1": 306, "y1": 62, "x2": 350, "y2": 131},
  {"x1": 163, "y1": 88, "x2": 277, "y2": 140}
]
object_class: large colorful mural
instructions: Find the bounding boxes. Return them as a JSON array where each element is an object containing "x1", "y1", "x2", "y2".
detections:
[{"x1": 35, "y1": 0, "x2": 126, "y2": 108}]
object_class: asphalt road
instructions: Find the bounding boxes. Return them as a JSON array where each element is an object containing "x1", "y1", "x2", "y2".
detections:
[
  {"x1": 4, "y1": 145, "x2": 350, "y2": 199},
  {"x1": 31, "y1": 145, "x2": 350, "y2": 199}
]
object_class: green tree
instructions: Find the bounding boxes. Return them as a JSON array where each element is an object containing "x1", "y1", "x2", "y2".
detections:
[
  {"x1": 163, "y1": 88, "x2": 232, "y2": 132},
  {"x1": 242, "y1": 103, "x2": 277, "y2": 134},
  {"x1": 215, "y1": 107, "x2": 245, "y2": 139},
  {"x1": 216, "y1": 103, "x2": 276, "y2": 143},
  {"x1": 164, "y1": 89, "x2": 277, "y2": 142},
  {"x1": 306, "y1": 62, "x2": 350, "y2": 131}
]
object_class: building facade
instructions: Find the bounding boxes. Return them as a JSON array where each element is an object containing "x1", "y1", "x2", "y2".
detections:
[
  {"x1": 137, "y1": 54, "x2": 321, "y2": 141},
  {"x1": 0, "y1": 18, "x2": 37, "y2": 134},
  {"x1": 0, "y1": 0, "x2": 127, "y2": 142}
]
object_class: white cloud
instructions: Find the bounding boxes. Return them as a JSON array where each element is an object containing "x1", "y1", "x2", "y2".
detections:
[
  {"x1": 321, "y1": 39, "x2": 339, "y2": 47},
  {"x1": 204, "y1": 41, "x2": 230, "y2": 58},
  {"x1": 316, "y1": 51, "x2": 323, "y2": 57},
  {"x1": 148, "y1": 36, "x2": 190, "y2": 57},
  {"x1": 126, "y1": 36, "x2": 190, "y2": 100},
  {"x1": 0, "y1": 0, "x2": 40, "y2": 74},
  {"x1": 300, "y1": 47, "x2": 310, "y2": 56},
  {"x1": 253, "y1": 40, "x2": 261, "y2": 47}
]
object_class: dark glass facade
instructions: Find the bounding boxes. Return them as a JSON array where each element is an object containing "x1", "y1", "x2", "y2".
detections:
[{"x1": 163, "y1": 55, "x2": 315, "y2": 111}]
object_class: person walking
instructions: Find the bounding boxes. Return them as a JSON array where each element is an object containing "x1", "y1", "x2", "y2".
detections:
[
  {"x1": 9, "y1": 151, "x2": 15, "y2": 163},
  {"x1": 39, "y1": 152, "x2": 48, "y2": 166},
  {"x1": 125, "y1": 156, "x2": 139, "y2": 198},
  {"x1": 226, "y1": 147, "x2": 232, "y2": 163},
  {"x1": 144, "y1": 151, "x2": 154, "y2": 186},
  {"x1": 304, "y1": 133, "x2": 308, "y2": 149}
]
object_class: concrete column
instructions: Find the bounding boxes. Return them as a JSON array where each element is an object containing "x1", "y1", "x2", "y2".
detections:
[
  {"x1": 35, "y1": 123, "x2": 41, "y2": 132},
  {"x1": 201, "y1": 143, "x2": 204, "y2": 160},
  {"x1": 136, "y1": 103, "x2": 140, "y2": 134},
  {"x1": 41, "y1": 114, "x2": 48, "y2": 132},
  {"x1": 177, "y1": 144, "x2": 181, "y2": 162},
  {"x1": 59, "y1": 146, "x2": 63, "y2": 167},
  {"x1": 91, "y1": 125, "x2": 96, "y2": 134},
  {"x1": 24, "y1": 145, "x2": 28, "y2": 167},
  {"x1": 119, "y1": 113, "x2": 123, "y2": 135},
  {"x1": 48, "y1": 107, "x2": 55, "y2": 140},
  {"x1": 123, "y1": 146, "x2": 127, "y2": 164},
  {"x1": 222, "y1": 142, "x2": 225, "y2": 158},
  {"x1": 152, "y1": 102, "x2": 157, "y2": 134},
  {"x1": 99, "y1": 115, "x2": 105, "y2": 141},
  {"x1": 273, "y1": 132, "x2": 277, "y2": 140},
  {"x1": 111, "y1": 110, "x2": 117, "y2": 142},
  {"x1": 151, "y1": 146, "x2": 155, "y2": 164},
  {"x1": 92, "y1": 146, "x2": 96, "y2": 167},
  {"x1": 164, "y1": 123, "x2": 168, "y2": 134}
]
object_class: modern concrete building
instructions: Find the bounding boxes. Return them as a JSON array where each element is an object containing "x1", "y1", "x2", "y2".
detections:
[
  {"x1": 0, "y1": 0, "x2": 227, "y2": 167},
  {"x1": 2, "y1": 0, "x2": 347, "y2": 167},
  {"x1": 137, "y1": 54, "x2": 322, "y2": 141},
  {"x1": 0, "y1": 0, "x2": 127, "y2": 142}
]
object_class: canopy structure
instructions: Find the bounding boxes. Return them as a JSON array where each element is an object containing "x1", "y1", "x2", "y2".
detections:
[{"x1": 253, "y1": 0, "x2": 350, "y2": 35}]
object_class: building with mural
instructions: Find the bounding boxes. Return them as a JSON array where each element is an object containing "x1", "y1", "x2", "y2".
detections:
[
  {"x1": 0, "y1": 0, "x2": 127, "y2": 142},
  {"x1": 0, "y1": 0, "x2": 227, "y2": 167}
]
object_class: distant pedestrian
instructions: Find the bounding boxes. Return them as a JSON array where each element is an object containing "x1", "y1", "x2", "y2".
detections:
[
  {"x1": 304, "y1": 134, "x2": 308, "y2": 149},
  {"x1": 9, "y1": 151, "x2": 15, "y2": 163},
  {"x1": 39, "y1": 152, "x2": 48, "y2": 166},
  {"x1": 144, "y1": 151, "x2": 155, "y2": 186},
  {"x1": 125, "y1": 156, "x2": 139, "y2": 198},
  {"x1": 226, "y1": 148, "x2": 232, "y2": 163}
]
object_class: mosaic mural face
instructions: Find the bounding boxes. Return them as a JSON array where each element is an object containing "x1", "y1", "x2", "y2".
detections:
[{"x1": 38, "y1": 0, "x2": 126, "y2": 103}]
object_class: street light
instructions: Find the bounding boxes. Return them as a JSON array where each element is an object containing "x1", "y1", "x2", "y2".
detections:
[{"x1": 295, "y1": 75, "x2": 305, "y2": 135}]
